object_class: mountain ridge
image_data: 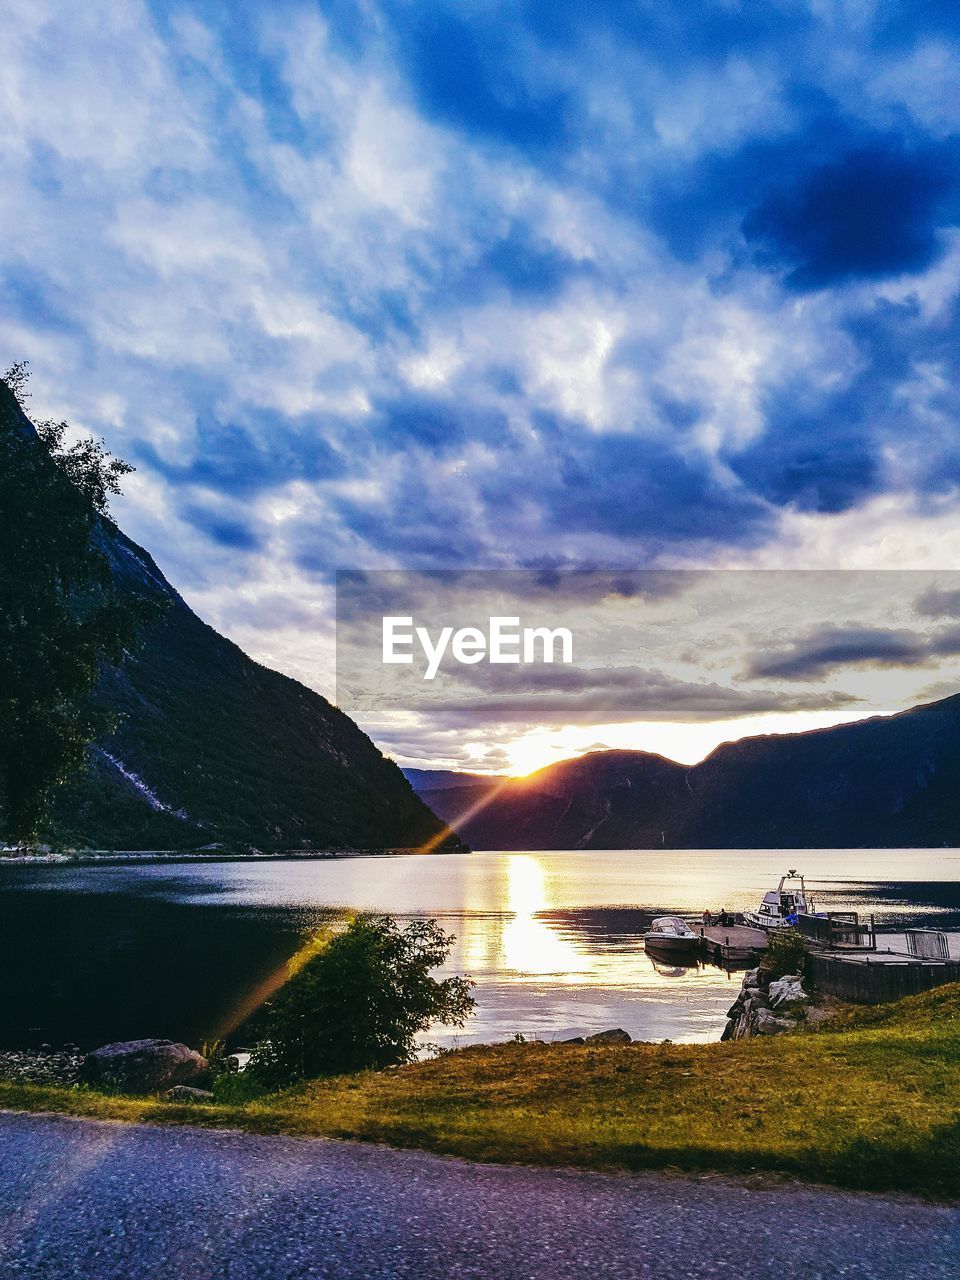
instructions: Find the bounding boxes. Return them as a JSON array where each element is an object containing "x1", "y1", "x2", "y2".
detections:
[{"x1": 405, "y1": 693, "x2": 960, "y2": 849}]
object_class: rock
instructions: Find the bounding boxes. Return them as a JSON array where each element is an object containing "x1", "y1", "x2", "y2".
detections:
[
  {"x1": 585, "y1": 1028, "x2": 632, "y2": 1045},
  {"x1": 753, "y1": 1009, "x2": 794, "y2": 1036},
  {"x1": 0, "y1": 1049, "x2": 82, "y2": 1086},
  {"x1": 223, "y1": 1051, "x2": 252, "y2": 1073},
  {"x1": 725, "y1": 999, "x2": 743, "y2": 1019},
  {"x1": 560, "y1": 1036, "x2": 586, "y2": 1045},
  {"x1": 80, "y1": 1039, "x2": 208, "y2": 1094},
  {"x1": 742, "y1": 967, "x2": 761, "y2": 989},
  {"x1": 164, "y1": 1085, "x2": 215, "y2": 1102},
  {"x1": 768, "y1": 976, "x2": 809, "y2": 1012}
]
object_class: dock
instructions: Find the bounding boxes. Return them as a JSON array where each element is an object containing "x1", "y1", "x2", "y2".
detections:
[
  {"x1": 796, "y1": 913, "x2": 960, "y2": 1003},
  {"x1": 695, "y1": 923, "x2": 768, "y2": 966},
  {"x1": 686, "y1": 909, "x2": 960, "y2": 995}
]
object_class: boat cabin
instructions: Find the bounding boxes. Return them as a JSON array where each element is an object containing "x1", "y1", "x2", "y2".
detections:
[{"x1": 745, "y1": 870, "x2": 813, "y2": 929}]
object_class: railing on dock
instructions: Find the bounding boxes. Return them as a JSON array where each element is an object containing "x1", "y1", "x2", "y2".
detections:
[
  {"x1": 797, "y1": 911, "x2": 877, "y2": 951},
  {"x1": 905, "y1": 929, "x2": 951, "y2": 960}
]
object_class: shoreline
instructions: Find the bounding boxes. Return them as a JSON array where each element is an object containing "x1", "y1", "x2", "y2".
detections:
[
  {"x1": 0, "y1": 847, "x2": 470, "y2": 866},
  {"x1": 1, "y1": 981, "x2": 959, "y2": 1199}
]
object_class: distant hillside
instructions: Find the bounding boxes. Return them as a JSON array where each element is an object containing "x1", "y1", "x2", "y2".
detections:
[
  {"x1": 408, "y1": 697, "x2": 960, "y2": 849},
  {"x1": 1, "y1": 382, "x2": 456, "y2": 852},
  {"x1": 401, "y1": 769, "x2": 504, "y2": 794}
]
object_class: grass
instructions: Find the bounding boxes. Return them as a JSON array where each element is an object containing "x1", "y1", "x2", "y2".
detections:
[{"x1": 3, "y1": 983, "x2": 960, "y2": 1199}]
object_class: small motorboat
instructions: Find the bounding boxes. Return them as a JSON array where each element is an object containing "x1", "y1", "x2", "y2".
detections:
[
  {"x1": 644, "y1": 916, "x2": 700, "y2": 957},
  {"x1": 743, "y1": 869, "x2": 814, "y2": 930}
]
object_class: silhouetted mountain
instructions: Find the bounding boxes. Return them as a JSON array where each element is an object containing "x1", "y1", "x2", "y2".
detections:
[
  {"x1": 401, "y1": 768, "x2": 504, "y2": 793},
  {"x1": 408, "y1": 697, "x2": 960, "y2": 849},
  {"x1": 1, "y1": 382, "x2": 454, "y2": 852}
]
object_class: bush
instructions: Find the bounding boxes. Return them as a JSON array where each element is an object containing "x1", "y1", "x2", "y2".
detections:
[
  {"x1": 763, "y1": 927, "x2": 807, "y2": 981},
  {"x1": 248, "y1": 914, "x2": 475, "y2": 1087}
]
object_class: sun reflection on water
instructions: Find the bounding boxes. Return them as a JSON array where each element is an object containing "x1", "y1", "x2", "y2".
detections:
[{"x1": 502, "y1": 856, "x2": 585, "y2": 977}]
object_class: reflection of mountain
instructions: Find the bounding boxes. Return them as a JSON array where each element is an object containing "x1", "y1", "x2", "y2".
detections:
[
  {"x1": 406, "y1": 694, "x2": 960, "y2": 849},
  {"x1": 0, "y1": 885, "x2": 312, "y2": 1049},
  {"x1": 536, "y1": 907, "x2": 662, "y2": 950},
  {"x1": 816, "y1": 880, "x2": 960, "y2": 929}
]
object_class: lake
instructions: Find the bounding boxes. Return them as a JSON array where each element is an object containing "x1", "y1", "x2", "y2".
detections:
[{"x1": 2, "y1": 848, "x2": 960, "y2": 1052}]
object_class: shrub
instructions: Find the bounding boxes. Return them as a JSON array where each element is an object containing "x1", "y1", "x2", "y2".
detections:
[
  {"x1": 763, "y1": 927, "x2": 807, "y2": 981},
  {"x1": 248, "y1": 914, "x2": 474, "y2": 1087}
]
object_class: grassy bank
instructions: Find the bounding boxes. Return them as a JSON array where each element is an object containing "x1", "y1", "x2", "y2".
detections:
[{"x1": 3, "y1": 983, "x2": 959, "y2": 1198}]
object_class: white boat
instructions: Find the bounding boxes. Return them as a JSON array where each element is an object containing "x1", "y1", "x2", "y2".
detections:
[
  {"x1": 644, "y1": 916, "x2": 700, "y2": 956},
  {"x1": 743, "y1": 870, "x2": 814, "y2": 930}
]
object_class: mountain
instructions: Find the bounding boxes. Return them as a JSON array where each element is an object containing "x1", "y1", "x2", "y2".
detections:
[
  {"x1": 407, "y1": 696, "x2": 960, "y2": 849},
  {"x1": 401, "y1": 768, "x2": 504, "y2": 794},
  {"x1": 1, "y1": 381, "x2": 456, "y2": 852}
]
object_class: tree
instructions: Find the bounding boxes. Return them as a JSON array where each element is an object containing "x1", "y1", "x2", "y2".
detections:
[
  {"x1": 0, "y1": 365, "x2": 158, "y2": 843},
  {"x1": 250, "y1": 914, "x2": 475, "y2": 1085}
]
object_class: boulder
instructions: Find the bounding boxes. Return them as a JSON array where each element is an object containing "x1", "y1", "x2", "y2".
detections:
[
  {"x1": 768, "y1": 976, "x2": 809, "y2": 1012},
  {"x1": 753, "y1": 1009, "x2": 794, "y2": 1036},
  {"x1": 742, "y1": 967, "x2": 761, "y2": 989},
  {"x1": 585, "y1": 1028, "x2": 632, "y2": 1045},
  {"x1": 560, "y1": 1036, "x2": 586, "y2": 1045},
  {"x1": 164, "y1": 1085, "x2": 215, "y2": 1102},
  {"x1": 81, "y1": 1039, "x2": 208, "y2": 1094}
]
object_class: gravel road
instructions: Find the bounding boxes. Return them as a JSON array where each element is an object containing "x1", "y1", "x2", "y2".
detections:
[{"x1": 0, "y1": 1111, "x2": 956, "y2": 1279}]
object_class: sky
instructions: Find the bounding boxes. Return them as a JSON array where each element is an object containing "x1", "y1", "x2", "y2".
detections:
[
  {"x1": 3, "y1": 2, "x2": 960, "y2": 770},
  {"x1": 336, "y1": 570, "x2": 960, "y2": 772}
]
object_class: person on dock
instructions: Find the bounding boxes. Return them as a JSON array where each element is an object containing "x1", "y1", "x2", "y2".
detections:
[{"x1": 703, "y1": 909, "x2": 713, "y2": 927}]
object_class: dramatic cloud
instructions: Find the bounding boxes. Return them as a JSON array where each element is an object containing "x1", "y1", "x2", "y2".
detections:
[{"x1": 4, "y1": 1, "x2": 960, "y2": 744}]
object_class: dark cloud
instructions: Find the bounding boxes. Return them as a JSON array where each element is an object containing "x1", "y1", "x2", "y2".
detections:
[
  {"x1": 440, "y1": 660, "x2": 860, "y2": 714},
  {"x1": 542, "y1": 430, "x2": 774, "y2": 544},
  {"x1": 644, "y1": 108, "x2": 960, "y2": 281},
  {"x1": 393, "y1": 8, "x2": 569, "y2": 151},
  {"x1": 326, "y1": 481, "x2": 492, "y2": 567},
  {"x1": 134, "y1": 411, "x2": 345, "y2": 498},
  {"x1": 335, "y1": 569, "x2": 703, "y2": 627},
  {"x1": 442, "y1": 221, "x2": 589, "y2": 304},
  {"x1": 873, "y1": 1, "x2": 960, "y2": 47},
  {"x1": 743, "y1": 142, "x2": 957, "y2": 290},
  {"x1": 728, "y1": 417, "x2": 879, "y2": 515},
  {"x1": 371, "y1": 393, "x2": 511, "y2": 451},
  {"x1": 915, "y1": 586, "x2": 960, "y2": 620},
  {"x1": 179, "y1": 503, "x2": 263, "y2": 552},
  {"x1": 400, "y1": 675, "x2": 858, "y2": 730},
  {"x1": 747, "y1": 624, "x2": 960, "y2": 681},
  {"x1": 520, "y1": 0, "x2": 814, "y2": 58},
  {"x1": 727, "y1": 294, "x2": 960, "y2": 513},
  {"x1": 0, "y1": 264, "x2": 79, "y2": 334}
]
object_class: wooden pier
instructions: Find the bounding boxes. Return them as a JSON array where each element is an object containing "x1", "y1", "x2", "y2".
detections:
[{"x1": 695, "y1": 923, "x2": 768, "y2": 966}]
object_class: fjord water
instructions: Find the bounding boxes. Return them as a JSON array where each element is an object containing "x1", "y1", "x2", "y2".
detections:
[{"x1": 2, "y1": 849, "x2": 959, "y2": 1051}]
